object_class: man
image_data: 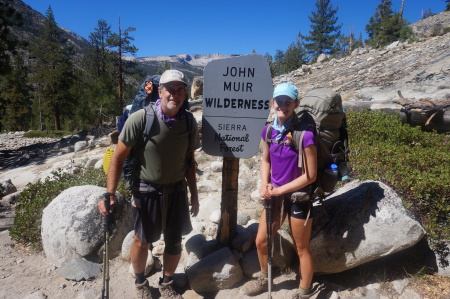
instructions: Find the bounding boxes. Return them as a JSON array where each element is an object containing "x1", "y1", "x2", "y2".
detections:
[{"x1": 98, "y1": 69, "x2": 200, "y2": 299}]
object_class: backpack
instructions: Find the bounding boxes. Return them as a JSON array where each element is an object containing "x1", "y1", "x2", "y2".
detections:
[
  {"x1": 297, "y1": 88, "x2": 351, "y2": 199},
  {"x1": 122, "y1": 103, "x2": 196, "y2": 188},
  {"x1": 264, "y1": 88, "x2": 351, "y2": 200}
]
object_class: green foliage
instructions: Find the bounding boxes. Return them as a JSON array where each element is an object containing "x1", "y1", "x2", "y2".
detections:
[
  {"x1": 0, "y1": 0, "x2": 23, "y2": 76},
  {"x1": 281, "y1": 36, "x2": 308, "y2": 73},
  {"x1": 9, "y1": 168, "x2": 130, "y2": 250},
  {"x1": 1, "y1": 55, "x2": 32, "y2": 131},
  {"x1": 347, "y1": 110, "x2": 450, "y2": 247},
  {"x1": 23, "y1": 130, "x2": 73, "y2": 138},
  {"x1": 421, "y1": 8, "x2": 436, "y2": 20},
  {"x1": 301, "y1": 0, "x2": 342, "y2": 61},
  {"x1": 366, "y1": 1, "x2": 408, "y2": 48},
  {"x1": 31, "y1": 6, "x2": 76, "y2": 131},
  {"x1": 399, "y1": 26, "x2": 418, "y2": 43}
]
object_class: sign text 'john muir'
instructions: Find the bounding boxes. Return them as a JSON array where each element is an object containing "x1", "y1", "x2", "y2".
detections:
[{"x1": 202, "y1": 54, "x2": 273, "y2": 158}]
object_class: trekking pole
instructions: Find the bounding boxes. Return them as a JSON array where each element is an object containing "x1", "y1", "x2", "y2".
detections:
[
  {"x1": 102, "y1": 198, "x2": 111, "y2": 299},
  {"x1": 265, "y1": 198, "x2": 273, "y2": 299}
]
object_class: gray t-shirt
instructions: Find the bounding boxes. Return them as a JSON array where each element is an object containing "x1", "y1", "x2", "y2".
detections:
[{"x1": 119, "y1": 108, "x2": 200, "y2": 184}]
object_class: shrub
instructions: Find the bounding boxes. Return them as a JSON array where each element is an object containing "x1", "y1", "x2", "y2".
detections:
[
  {"x1": 347, "y1": 110, "x2": 450, "y2": 249},
  {"x1": 9, "y1": 168, "x2": 130, "y2": 250}
]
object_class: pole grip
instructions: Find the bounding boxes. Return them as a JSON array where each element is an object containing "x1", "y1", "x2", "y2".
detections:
[{"x1": 104, "y1": 197, "x2": 112, "y2": 232}]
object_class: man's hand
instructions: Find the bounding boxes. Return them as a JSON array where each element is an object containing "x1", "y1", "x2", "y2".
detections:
[
  {"x1": 190, "y1": 193, "x2": 199, "y2": 217},
  {"x1": 98, "y1": 194, "x2": 115, "y2": 216}
]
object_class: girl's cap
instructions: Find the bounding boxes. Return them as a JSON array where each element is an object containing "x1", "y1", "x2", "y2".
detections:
[{"x1": 273, "y1": 83, "x2": 298, "y2": 100}]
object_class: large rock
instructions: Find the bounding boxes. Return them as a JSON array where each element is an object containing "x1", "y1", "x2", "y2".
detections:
[
  {"x1": 41, "y1": 185, "x2": 133, "y2": 266},
  {"x1": 311, "y1": 180, "x2": 426, "y2": 274},
  {"x1": 186, "y1": 247, "x2": 243, "y2": 293},
  {"x1": 410, "y1": 11, "x2": 450, "y2": 38},
  {"x1": 0, "y1": 178, "x2": 17, "y2": 197}
]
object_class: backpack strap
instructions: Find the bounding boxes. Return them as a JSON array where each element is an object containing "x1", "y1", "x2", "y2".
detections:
[
  {"x1": 292, "y1": 130, "x2": 307, "y2": 170},
  {"x1": 143, "y1": 103, "x2": 155, "y2": 144},
  {"x1": 264, "y1": 123, "x2": 296, "y2": 146}
]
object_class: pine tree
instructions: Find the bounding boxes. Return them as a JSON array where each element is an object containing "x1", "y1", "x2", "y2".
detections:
[
  {"x1": 281, "y1": 35, "x2": 308, "y2": 73},
  {"x1": 264, "y1": 53, "x2": 275, "y2": 77},
  {"x1": 79, "y1": 19, "x2": 118, "y2": 128},
  {"x1": 447, "y1": 0, "x2": 450, "y2": 11},
  {"x1": 301, "y1": 0, "x2": 342, "y2": 61},
  {"x1": 31, "y1": 6, "x2": 75, "y2": 131},
  {"x1": 0, "y1": 0, "x2": 23, "y2": 76},
  {"x1": 87, "y1": 19, "x2": 115, "y2": 76},
  {"x1": 365, "y1": 0, "x2": 407, "y2": 47},
  {"x1": 273, "y1": 49, "x2": 285, "y2": 75},
  {"x1": 1, "y1": 55, "x2": 32, "y2": 131},
  {"x1": 106, "y1": 17, "x2": 138, "y2": 112}
]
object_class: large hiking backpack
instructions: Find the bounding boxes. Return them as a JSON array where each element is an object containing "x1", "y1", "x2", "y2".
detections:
[{"x1": 296, "y1": 88, "x2": 351, "y2": 199}]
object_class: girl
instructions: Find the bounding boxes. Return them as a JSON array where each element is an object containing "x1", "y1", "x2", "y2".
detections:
[{"x1": 240, "y1": 83, "x2": 317, "y2": 299}]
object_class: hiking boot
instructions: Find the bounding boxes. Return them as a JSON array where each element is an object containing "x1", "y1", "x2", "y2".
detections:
[
  {"x1": 135, "y1": 280, "x2": 153, "y2": 299},
  {"x1": 291, "y1": 287, "x2": 311, "y2": 299},
  {"x1": 239, "y1": 275, "x2": 268, "y2": 296},
  {"x1": 158, "y1": 278, "x2": 183, "y2": 299}
]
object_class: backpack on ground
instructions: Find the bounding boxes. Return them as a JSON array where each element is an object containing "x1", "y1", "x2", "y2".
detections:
[{"x1": 296, "y1": 88, "x2": 351, "y2": 199}]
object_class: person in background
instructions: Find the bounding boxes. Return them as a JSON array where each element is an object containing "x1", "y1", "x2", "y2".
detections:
[
  {"x1": 240, "y1": 83, "x2": 317, "y2": 299},
  {"x1": 99, "y1": 69, "x2": 200, "y2": 299}
]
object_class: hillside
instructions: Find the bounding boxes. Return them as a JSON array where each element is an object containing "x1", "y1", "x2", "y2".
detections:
[
  {"x1": 275, "y1": 11, "x2": 450, "y2": 105},
  {"x1": 8, "y1": 0, "x2": 89, "y2": 59}
]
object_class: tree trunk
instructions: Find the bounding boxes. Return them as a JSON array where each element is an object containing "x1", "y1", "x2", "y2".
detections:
[
  {"x1": 118, "y1": 16, "x2": 123, "y2": 112},
  {"x1": 54, "y1": 103, "x2": 61, "y2": 130},
  {"x1": 399, "y1": 0, "x2": 405, "y2": 17}
]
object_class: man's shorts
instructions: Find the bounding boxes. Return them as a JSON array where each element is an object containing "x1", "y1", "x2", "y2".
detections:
[{"x1": 131, "y1": 180, "x2": 192, "y2": 244}]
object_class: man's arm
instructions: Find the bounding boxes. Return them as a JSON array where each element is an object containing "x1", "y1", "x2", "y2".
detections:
[
  {"x1": 186, "y1": 151, "x2": 199, "y2": 217},
  {"x1": 98, "y1": 140, "x2": 131, "y2": 216}
]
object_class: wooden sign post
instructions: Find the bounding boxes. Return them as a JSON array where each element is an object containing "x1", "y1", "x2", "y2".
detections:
[{"x1": 202, "y1": 54, "x2": 273, "y2": 245}]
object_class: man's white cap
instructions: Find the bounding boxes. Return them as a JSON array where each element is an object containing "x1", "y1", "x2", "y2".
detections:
[{"x1": 159, "y1": 70, "x2": 187, "y2": 85}]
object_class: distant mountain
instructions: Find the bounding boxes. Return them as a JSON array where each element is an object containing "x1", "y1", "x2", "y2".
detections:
[
  {"x1": 123, "y1": 54, "x2": 229, "y2": 83},
  {"x1": 7, "y1": 0, "x2": 227, "y2": 85},
  {"x1": 8, "y1": 0, "x2": 89, "y2": 59}
]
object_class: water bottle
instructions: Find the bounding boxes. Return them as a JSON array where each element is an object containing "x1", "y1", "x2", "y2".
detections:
[{"x1": 325, "y1": 163, "x2": 339, "y2": 177}]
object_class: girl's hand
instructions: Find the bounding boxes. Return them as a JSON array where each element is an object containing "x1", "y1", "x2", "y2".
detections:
[
  {"x1": 269, "y1": 186, "x2": 282, "y2": 197},
  {"x1": 260, "y1": 183, "x2": 273, "y2": 199}
]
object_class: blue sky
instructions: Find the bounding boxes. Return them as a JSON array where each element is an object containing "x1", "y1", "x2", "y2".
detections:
[{"x1": 22, "y1": 0, "x2": 446, "y2": 58}]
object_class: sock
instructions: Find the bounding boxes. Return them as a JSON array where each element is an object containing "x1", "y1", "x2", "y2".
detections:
[
  {"x1": 260, "y1": 271, "x2": 268, "y2": 278},
  {"x1": 135, "y1": 272, "x2": 146, "y2": 285},
  {"x1": 299, "y1": 286, "x2": 310, "y2": 295},
  {"x1": 162, "y1": 275, "x2": 173, "y2": 284}
]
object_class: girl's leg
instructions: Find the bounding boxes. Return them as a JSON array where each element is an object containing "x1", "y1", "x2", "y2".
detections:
[
  {"x1": 255, "y1": 204, "x2": 285, "y2": 273},
  {"x1": 289, "y1": 216, "x2": 314, "y2": 290}
]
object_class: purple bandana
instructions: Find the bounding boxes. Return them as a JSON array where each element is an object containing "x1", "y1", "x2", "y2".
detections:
[{"x1": 155, "y1": 99, "x2": 186, "y2": 127}]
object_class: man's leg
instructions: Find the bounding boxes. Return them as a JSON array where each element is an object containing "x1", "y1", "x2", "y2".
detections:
[
  {"x1": 162, "y1": 252, "x2": 181, "y2": 277},
  {"x1": 131, "y1": 236, "x2": 150, "y2": 280}
]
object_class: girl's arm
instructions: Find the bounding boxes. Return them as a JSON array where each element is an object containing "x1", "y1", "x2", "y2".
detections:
[
  {"x1": 259, "y1": 140, "x2": 273, "y2": 199},
  {"x1": 270, "y1": 144, "x2": 317, "y2": 197}
]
